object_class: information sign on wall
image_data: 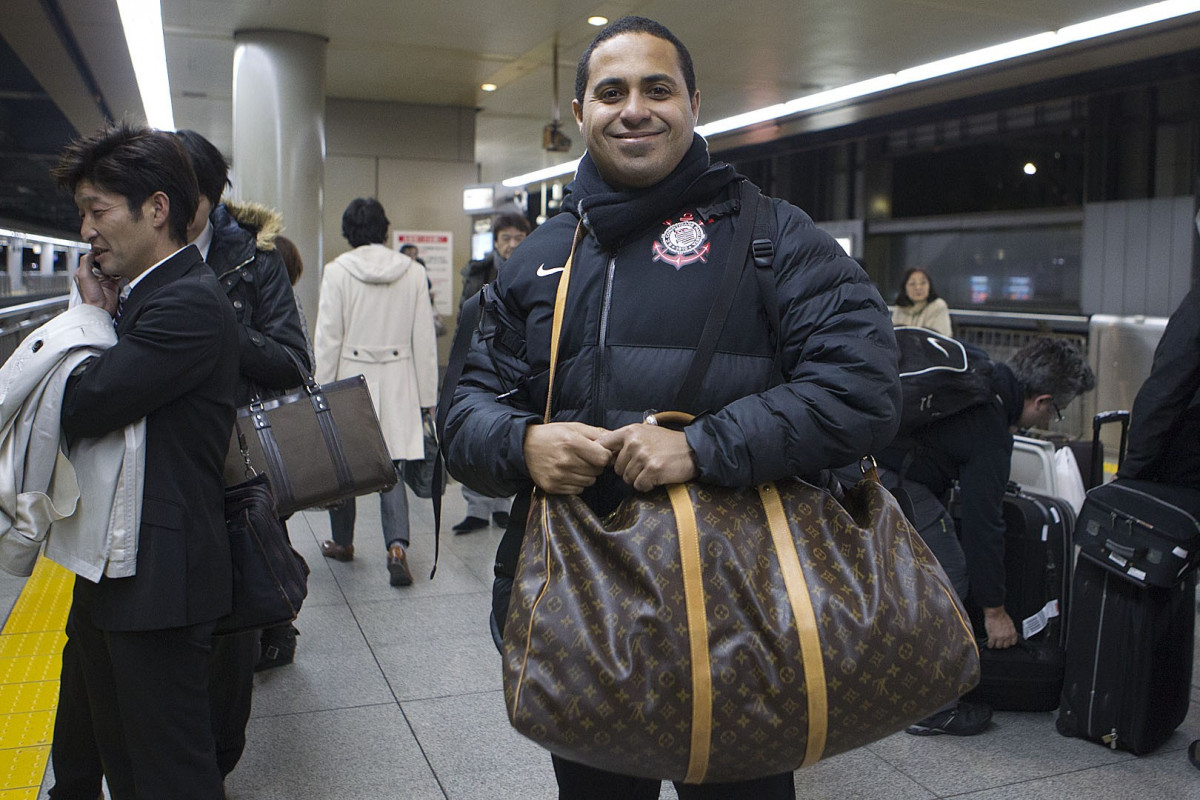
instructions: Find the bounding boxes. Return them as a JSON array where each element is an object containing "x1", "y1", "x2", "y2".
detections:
[{"x1": 393, "y1": 230, "x2": 454, "y2": 316}]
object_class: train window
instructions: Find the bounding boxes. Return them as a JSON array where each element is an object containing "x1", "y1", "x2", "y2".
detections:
[{"x1": 878, "y1": 223, "x2": 1082, "y2": 314}]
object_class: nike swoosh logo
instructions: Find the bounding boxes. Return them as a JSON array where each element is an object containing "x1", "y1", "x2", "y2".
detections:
[{"x1": 536, "y1": 263, "x2": 565, "y2": 276}]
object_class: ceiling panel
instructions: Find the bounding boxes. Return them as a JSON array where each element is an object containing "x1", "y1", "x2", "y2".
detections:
[{"x1": 1, "y1": 0, "x2": 1198, "y2": 234}]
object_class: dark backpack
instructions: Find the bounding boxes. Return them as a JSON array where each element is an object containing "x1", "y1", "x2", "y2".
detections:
[{"x1": 895, "y1": 326, "x2": 995, "y2": 434}]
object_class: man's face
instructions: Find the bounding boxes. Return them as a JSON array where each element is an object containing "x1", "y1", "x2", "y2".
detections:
[
  {"x1": 572, "y1": 32, "x2": 700, "y2": 191},
  {"x1": 1015, "y1": 394, "x2": 1063, "y2": 432},
  {"x1": 75, "y1": 179, "x2": 163, "y2": 280},
  {"x1": 494, "y1": 226, "x2": 527, "y2": 261}
]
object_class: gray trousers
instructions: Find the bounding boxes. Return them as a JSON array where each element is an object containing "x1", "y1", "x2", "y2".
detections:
[
  {"x1": 462, "y1": 485, "x2": 512, "y2": 519},
  {"x1": 329, "y1": 461, "x2": 410, "y2": 549}
]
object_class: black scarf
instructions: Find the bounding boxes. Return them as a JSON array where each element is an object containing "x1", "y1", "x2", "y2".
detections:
[{"x1": 563, "y1": 134, "x2": 740, "y2": 251}]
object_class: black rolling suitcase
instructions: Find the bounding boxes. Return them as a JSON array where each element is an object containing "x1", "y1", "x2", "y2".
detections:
[
  {"x1": 1075, "y1": 413, "x2": 1200, "y2": 587},
  {"x1": 963, "y1": 484, "x2": 1074, "y2": 711},
  {"x1": 1056, "y1": 558, "x2": 1195, "y2": 753},
  {"x1": 1056, "y1": 411, "x2": 1198, "y2": 754}
]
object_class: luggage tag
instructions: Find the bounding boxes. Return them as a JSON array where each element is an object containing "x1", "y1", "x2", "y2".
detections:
[{"x1": 1022, "y1": 599, "x2": 1060, "y2": 639}]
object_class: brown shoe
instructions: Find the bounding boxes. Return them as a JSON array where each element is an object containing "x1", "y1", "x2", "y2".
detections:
[
  {"x1": 320, "y1": 540, "x2": 354, "y2": 561},
  {"x1": 387, "y1": 543, "x2": 412, "y2": 587}
]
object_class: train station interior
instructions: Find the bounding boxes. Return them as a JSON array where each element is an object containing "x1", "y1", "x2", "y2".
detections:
[{"x1": 2, "y1": 1, "x2": 1200, "y2": 798}]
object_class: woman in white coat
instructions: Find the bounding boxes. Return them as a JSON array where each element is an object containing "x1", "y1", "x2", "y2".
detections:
[{"x1": 314, "y1": 198, "x2": 438, "y2": 586}]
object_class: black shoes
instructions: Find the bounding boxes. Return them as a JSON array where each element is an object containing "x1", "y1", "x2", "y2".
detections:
[
  {"x1": 452, "y1": 515, "x2": 489, "y2": 534},
  {"x1": 905, "y1": 700, "x2": 993, "y2": 736},
  {"x1": 255, "y1": 624, "x2": 299, "y2": 672},
  {"x1": 453, "y1": 512, "x2": 510, "y2": 534}
]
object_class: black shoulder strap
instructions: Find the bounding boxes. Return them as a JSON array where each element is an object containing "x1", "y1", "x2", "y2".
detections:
[
  {"x1": 750, "y1": 190, "x2": 782, "y2": 383},
  {"x1": 436, "y1": 289, "x2": 483, "y2": 446},
  {"x1": 428, "y1": 288, "x2": 485, "y2": 579},
  {"x1": 751, "y1": 191, "x2": 778, "y2": 340},
  {"x1": 672, "y1": 180, "x2": 762, "y2": 409}
]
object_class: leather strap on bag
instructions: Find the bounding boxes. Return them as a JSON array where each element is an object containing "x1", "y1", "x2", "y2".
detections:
[{"x1": 544, "y1": 222, "x2": 588, "y2": 423}]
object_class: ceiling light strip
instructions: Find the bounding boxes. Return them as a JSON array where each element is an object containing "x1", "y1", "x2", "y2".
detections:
[
  {"x1": 501, "y1": 0, "x2": 1200, "y2": 187},
  {"x1": 116, "y1": 0, "x2": 175, "y2": 130}
]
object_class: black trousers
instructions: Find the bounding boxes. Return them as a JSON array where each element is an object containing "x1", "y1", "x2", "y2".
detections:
[
  {"x1": 50, "y1": 624, "x2": 255, "y2": 796},
  {"x1": 68, "y1": 607, "x2": 224, "y2": 800},
  {"x1": 551, "y1": 755, "x2": 795, "y2": 800},
  {"x1": 48, "y1": 630, "x2": 103, "y2": 800},
  {"x1": 209, "y1": 630, "x2": 258, "y2": 775}
]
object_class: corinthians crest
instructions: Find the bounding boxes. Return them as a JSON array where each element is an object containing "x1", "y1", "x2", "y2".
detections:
[{"x1": 652, "y1": 213, "x2": 710, "y2": 270}]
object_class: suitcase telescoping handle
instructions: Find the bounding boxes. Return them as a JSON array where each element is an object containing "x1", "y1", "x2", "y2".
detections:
[{"x1": 1091, "y1": 410, "x2": 1130, "y2": 482}]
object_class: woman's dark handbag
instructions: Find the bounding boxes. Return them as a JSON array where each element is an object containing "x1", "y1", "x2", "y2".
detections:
[
  {"x1": 403, "y1": 411, "x2": 445, "y2": 499},
  {"x1": 214, "y1": 475, "x2": 310, "y2": 635},
  {"x1": 500, "y1": 209, "x2": 979, "y2": 784},
  {"x1": 224, "y1": 372, "x2": 397, "y2": 516}
]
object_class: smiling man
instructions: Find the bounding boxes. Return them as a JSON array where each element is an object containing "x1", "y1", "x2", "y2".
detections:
[
  {"x1": 444, "y1": 17, "x2": 901, "y2": 798},
  {"x1": 51, "y1": 123, "x2": 239, "y2": 799}
]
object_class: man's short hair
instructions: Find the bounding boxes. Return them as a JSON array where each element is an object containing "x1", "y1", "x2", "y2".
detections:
[
  {"x1": 1008, "y1": 338, "x2": 1096, "y2": 405},
  {"x1": 399, "y1": 244, "x2": 418, "y2": 257},
  {"x1": 175, "y1": 129, "x2": 230, "y2": 208},
  {"x1": 52, "y1": 122, "x2": 198, "y2": 245},
  {"x1": 492, "y1": 211, "x2": 531, "y2": 238},
  {"x1": 341, "y1": 198, "x2": 389, "y2": 247},
  {"x1": 574, "y1": 16, "x2": 696, "y2": 104}
]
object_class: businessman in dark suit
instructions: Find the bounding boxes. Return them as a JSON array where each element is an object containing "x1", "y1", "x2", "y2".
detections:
[{"x1": 51, "y1": 123, "x2": 239, "y2": 799}]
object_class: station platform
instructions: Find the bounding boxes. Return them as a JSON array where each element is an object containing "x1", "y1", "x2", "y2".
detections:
[{"x1": 2, "y1": 483, "x2": 1199, "y2": 799}]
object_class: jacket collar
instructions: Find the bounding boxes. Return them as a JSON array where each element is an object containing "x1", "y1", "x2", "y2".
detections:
[
  {"x1": 205, "y1": 202, "x2": 257, "y2": 275},
  {"x1": 118, "y1": 244, "x2": 204, "y2": 333}
]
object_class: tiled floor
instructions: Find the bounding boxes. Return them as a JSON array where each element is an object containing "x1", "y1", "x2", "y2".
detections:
[{"x1": 2, "y1": 483, "x2": 1198, "y2": 799}]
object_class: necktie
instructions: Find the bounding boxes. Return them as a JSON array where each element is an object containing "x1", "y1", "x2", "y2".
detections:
[{"x1": 113, "y1": 294, "x2": 126, "y2": 331}]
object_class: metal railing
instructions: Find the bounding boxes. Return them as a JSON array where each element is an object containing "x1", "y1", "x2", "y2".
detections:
[
  {"x1": 0, "y1": 272, "x2": 73, "y2": 297},
  {"x1": 0, "y1": 296, "x2": 70, "y2": 363}
]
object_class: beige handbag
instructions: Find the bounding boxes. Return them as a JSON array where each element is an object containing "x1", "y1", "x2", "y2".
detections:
[{"x1": 501, "y1": 222, "x2": 979, "y2": 783}]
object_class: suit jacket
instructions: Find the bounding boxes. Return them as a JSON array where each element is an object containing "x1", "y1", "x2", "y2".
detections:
[{"x1": 62, "y1": 245, "x2": 240, "y2": 631}]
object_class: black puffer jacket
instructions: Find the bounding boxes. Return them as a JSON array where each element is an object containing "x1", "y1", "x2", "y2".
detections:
[
  {"x1": 206, "y1": 201, "x2": 310, "y2": 404},
  {"x1": 445, "y1": 153, "x2": 900, "y2": 512}
]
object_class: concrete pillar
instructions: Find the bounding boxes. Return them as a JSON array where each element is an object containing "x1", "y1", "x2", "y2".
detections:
[
  {"x1": 7, "y1": 237, "x2": 25, "y2": 293},
  {"x1": 39, "y1": 244, "x2": 55, "y2": 274},
  {"x1": 67, "y1": 247, "x2": 82, "y2": 275},
  {"x1": 231, "y1": 30, "x2": 327, "y2": 344}
]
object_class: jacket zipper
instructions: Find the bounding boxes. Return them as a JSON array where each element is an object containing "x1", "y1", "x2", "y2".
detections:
[{"x1": 591, "y1": 255, "x2": 617, "y2": 426}]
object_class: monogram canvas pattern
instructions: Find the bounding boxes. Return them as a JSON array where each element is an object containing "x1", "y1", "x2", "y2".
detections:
[{"x1": 502, "y1": 476, "x2": 979, "y2": 783}]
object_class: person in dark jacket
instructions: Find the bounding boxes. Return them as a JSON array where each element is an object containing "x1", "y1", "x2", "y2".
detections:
[
  {"x1": 51, "y1": 122, "x2": 239, "y2": 800},
  {"x1": 451, "y1": 211, "x2": 531, "y2": 533},
  {"x1": 1118, "y1": 285, "x2": 1200, "y2": 488},
  {"x1": 444, "y1": 16, "x2": 901, "y2": 799},
  {"x1": 876, "y1": 337, "x2": 1094, "y2": 737},
  {"x1": 49, "y1": 129, "x2": 313, "y2": 799},
  {"x1": 176, "y1": 131, "x2": 311, "y2": 770},
  {"x1": 457, "y1": 211, "x2": 530, "y2": 312},
  {"x1": 1110, "y1": 214, "x2": 1200, "y2": 770}
]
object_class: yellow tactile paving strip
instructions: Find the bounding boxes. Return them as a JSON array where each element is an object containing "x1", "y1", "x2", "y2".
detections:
[{"x1": 0, "y1": 558, "x2": 72, "y2": 796}]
